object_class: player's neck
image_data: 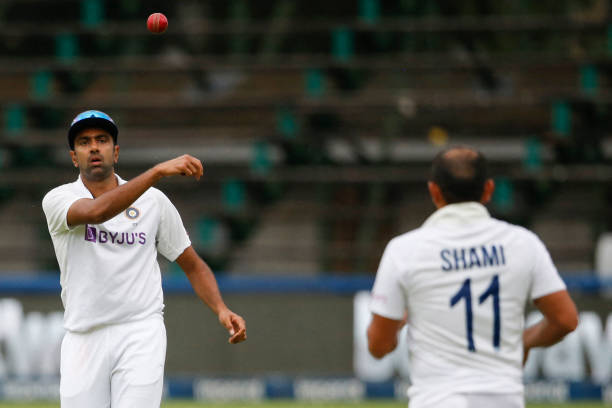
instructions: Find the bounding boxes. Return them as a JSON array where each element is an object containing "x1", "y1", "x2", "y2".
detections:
[{"x1": 81, "y1": 172, "x2": 119, "y2": 198}]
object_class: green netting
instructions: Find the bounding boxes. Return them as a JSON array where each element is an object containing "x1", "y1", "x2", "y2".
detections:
[
  {"x1": 332, "y1": 27, "x2": 354, "y2": 61},
  {"x1": 251, "y1": 141, "x2": 272, "y2": 174},
  {"x1": 551, "y1": 100, "x2": 571, "y2": 137},
  {"x1": 4, "y1": 104, "x2": 25, "y2": 136},
  {"x1": 222, "y1": 180, "x2": 246, "y2": 211},
  {"x1": 196, "y1": 217, "x2": 220, "y2": 247},
  {"x1": 277, "y1": 107, "x2": 298, "y2": 138},
  {"x1": 359, "y1": 0, "x2": 380, "y2": 24},
  {"x1": 492, "y1": 177, "x2": 514, "y2": 213},
  {"x1": 580, "y1": 64, "x2": 598, "y2": 96},
  {"x1": 304, "y1": 68, "x2": 325, "y2": 98},
  {"x1": 81, "y1": 0, "x2": 104, "y2": 27},
  {"x1": 31, "y1": 70, "x2": 52, "y2": 101},
  {"x1": 56, "y1": 33, "x2": 79, "y2": 62},
  {"x1": 524, "y1": 137, "x2": 542, "y2": 171}
]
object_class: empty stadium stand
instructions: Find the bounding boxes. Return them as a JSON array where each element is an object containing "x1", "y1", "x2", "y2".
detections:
[{"x1": 0, "y1": 0, "x2": 611, "y2": 275}]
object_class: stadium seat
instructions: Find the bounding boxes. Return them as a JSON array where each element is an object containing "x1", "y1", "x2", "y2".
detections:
[{"x1": 594, "y1": 232, "x2": 612, "y2": 297}]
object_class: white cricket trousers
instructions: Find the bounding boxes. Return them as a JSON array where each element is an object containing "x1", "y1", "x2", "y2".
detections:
[{"x1": 60, "y1": 315, "x2": 166, "y2": 408}]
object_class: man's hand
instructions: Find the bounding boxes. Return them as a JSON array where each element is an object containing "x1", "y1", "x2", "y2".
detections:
[
  {"x1": 218, "y1": 309, "x2": 247, "y2": 344},
  {"x1": 154, "y1": 154, "x2": 204, "y2": 180},
  {"x1": 522, "y1": 340, "x2": 531, "y2": 366}
]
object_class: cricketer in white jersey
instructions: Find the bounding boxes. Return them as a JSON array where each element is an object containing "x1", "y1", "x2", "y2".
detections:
[
  {"x1": 42, "y1": 110, "x2": 247, "y2": 408},
  {"x1": 43, "y1": 175, "x2": 187, "y2": 332},
  {"x1": 367, "y1": 147, "x2": 578, "y2": 408}
]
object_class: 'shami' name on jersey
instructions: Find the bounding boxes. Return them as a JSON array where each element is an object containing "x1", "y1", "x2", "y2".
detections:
[{"x1": 440, "y1": 244, "x2": 506, "y2": 271}]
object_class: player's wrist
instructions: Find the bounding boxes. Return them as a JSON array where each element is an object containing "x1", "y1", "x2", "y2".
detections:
[
  {"x1": 215, "y1": 304, "x2": 231, "y2": 317},
  {"x1": 149, "y1": 164, "x2": 165, "y2": 181}
]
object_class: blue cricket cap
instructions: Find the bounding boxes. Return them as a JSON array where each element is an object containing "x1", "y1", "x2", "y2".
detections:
[{"x1": 68, "y1": 110, "x2": 118, "y2": 149}]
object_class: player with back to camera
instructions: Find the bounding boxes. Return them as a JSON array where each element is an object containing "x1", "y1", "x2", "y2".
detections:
[
  {"x1": 42, "y1": 110, "x2": 247, "y2": 408},
  {"x1": 367, "y1": 146, "x2": 578, "y2": 408}
]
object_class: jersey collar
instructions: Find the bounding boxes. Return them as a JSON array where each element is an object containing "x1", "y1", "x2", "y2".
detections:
[{"x1": 423, "y1": 202, "x2": 491, "y2": 228}]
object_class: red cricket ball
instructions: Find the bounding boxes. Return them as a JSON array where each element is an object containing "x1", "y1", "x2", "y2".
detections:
[{"x1": 147, "y1": 13, "x2": 168, "y2": 34}]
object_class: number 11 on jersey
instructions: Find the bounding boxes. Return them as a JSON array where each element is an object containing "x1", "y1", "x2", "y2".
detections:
[{"x1": 450, "y1": 275, "x2": 500, "y2": 352}]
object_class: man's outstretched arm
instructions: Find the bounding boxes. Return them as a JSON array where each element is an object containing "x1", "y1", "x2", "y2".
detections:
[{"x1": 67, "y1": 155, "x2": 203, "y2": 227}]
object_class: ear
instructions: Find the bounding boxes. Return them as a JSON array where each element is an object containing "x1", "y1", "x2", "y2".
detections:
[
  {"x1": 113, "y1": 145, "x2": 119, "y2": 164},
  {"x1": 69, "y1": 150, "x2": 78, "y2": 168},
  {"x1": 428, "y1": 181, "x2": 447, "y2": 209},
  {"x1": 480, "y1": 179, "x2": 495, "y2": 204}
]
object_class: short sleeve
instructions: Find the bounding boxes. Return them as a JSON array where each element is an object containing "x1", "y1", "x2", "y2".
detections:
[
  {"x1": 529, "y1": 234, "x2": 567, "y2": 300},
  {"x1": 369, "y1": 241, "x2": 406, "y2": 320},
  {"x1": 42, "y1": 188, "x2": 82, "y2": 235},
  {"x1": 155, "y1": 191, "x2": 191, "y2": 261}
]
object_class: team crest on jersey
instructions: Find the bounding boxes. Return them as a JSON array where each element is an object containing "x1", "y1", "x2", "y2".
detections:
[{"x1": 125, "y1": 207, "x2": 140, "y2": 219}]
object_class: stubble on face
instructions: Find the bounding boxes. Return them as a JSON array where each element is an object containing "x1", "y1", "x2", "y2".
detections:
[{"x1": 82, "y1": 160, "x2": 114, "y2": 182}]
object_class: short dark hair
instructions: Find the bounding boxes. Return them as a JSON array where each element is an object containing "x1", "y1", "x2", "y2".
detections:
[{"x1": 430, "y1": 146, "x2": 488, "y2": 203}]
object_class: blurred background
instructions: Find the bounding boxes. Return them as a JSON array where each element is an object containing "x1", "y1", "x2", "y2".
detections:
[{"x1": 0, "y1": 0, "x2": 610, "y2": 404}]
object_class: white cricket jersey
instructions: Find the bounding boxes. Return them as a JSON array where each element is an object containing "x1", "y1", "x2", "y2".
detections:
[
  {"x1": 42, "y1": 175, "x2": 191, "y2": 333},
  {"x1": 370, "y1": 202, "x2": 566, "y2": 399}
]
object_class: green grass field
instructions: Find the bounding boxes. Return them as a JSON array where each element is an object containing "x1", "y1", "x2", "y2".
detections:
[{"x1": 0, "y1": 401, "x2": 606, "y2": 408}]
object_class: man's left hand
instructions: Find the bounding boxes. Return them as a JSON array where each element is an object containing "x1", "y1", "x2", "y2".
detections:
[{"x1": 219, "y1": 309, "x2": 247, "y2": 344}]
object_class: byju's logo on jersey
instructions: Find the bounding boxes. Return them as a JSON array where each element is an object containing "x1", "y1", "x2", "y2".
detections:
[
  {"x1": 85, "y1": 225, "x2": 97, "y2": 242},
  {"x1": 84, "y1": 224, "x2": 146, "y2": 245}
]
